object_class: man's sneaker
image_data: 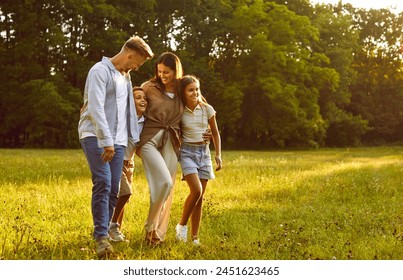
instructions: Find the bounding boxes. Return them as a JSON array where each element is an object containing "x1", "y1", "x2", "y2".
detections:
[
  {"x1": 109, "y1": 222, "x2": 125, "y2": 242},
  {"x1": 96, "y1": 238, "x2": 114, "y2": 258},
  {"x1": 192, "y1": 239, "x2": 201, "y2": 246},
  {"x1": 175, "y1": 223, "x2": 187, "y2": 242}
]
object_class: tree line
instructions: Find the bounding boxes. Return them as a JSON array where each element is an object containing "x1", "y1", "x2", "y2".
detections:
[{"x1": 1, "y1": 0, "x2": 402, "y2": 149}]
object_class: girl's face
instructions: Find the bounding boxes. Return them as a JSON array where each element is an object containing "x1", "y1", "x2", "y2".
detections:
[
  {"x1": 157, "y1": 63, "x2": 176, "y2": 87},
  {"x1": 183, "y1": 81, "x2": 200, "y2": 107},
  {"x1": 134, "y1": 90, "x2": 147, "y2": 116}
]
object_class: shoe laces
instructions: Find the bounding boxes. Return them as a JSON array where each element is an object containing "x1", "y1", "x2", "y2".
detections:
[{"x1": 109, "y1": 223, "x2": 125, "y2": 238}]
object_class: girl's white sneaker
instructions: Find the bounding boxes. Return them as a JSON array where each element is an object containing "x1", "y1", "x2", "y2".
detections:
[{"x1": 175, "y1": 223, "x2": 188, "y2": 242}]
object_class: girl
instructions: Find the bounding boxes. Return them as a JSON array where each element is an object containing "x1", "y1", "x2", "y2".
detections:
[{"x1": 175, "y1": 75, "x2": 222, "y2": 245}]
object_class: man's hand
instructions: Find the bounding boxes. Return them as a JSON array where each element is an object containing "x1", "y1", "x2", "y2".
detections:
[{"x1": 101, "y1": 146, "x2": 115, "y2": 163}]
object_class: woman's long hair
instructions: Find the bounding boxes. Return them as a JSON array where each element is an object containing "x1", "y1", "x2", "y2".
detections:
[{"x1": 152, "y1": 52, "x2": 183, "y2": 92}]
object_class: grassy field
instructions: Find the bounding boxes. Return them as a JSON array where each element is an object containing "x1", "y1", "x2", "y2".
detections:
[{"x1": 0, "y1": 147, "x2": 402, "y2": 260}]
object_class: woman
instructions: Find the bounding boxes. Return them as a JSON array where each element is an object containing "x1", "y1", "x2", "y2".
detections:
[{"x1": 137, "y1": 52, "x2": 184, "y2": 245}]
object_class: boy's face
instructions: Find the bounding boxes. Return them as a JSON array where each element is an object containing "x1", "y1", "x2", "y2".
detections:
[{"x1": 134, "y1": 90, "x2": 147, "y2": 116}]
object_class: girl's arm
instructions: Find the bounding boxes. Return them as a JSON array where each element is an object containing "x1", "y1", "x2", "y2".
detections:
[{"x1": 208, "y1": 114, "x2": 222, "y2": 171}]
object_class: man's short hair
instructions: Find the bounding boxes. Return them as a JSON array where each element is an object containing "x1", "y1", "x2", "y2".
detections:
[{"x1": 124, "y1": 36, "x2": 154, "y2": 59}]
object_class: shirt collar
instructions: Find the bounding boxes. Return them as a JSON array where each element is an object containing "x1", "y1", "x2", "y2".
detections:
[
  {"x1": 185, "y1": 104, "x2": 202, "y2": 112},
  {"x1": 138, "y1": 115, "x2": 145, "y2": 123},
  {"x1": 102, "y1": 56, "x2": 116, "y2": 71}
]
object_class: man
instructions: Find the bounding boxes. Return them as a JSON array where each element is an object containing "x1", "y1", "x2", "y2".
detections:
[{"x1": 78, "y1": 36, "x2": 153, "y2": 258}]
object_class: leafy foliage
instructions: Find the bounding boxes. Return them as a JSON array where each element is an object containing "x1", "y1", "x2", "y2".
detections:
[{"x1": 0, "y1": 0, "x2": 402, "y2": 148}]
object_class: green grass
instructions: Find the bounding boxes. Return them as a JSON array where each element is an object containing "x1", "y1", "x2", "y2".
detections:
[{"x1": 0, "y1": 147, "x2": 402, "y2": 260}]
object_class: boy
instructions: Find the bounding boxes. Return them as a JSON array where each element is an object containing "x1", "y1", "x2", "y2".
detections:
[{"x1": 109, "y1": 87, "x2": 148, "y2": 242}]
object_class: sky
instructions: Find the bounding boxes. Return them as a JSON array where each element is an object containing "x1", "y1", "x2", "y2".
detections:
[{"x1": 310, "y1": 0, "x2": 403, "y2": 13}]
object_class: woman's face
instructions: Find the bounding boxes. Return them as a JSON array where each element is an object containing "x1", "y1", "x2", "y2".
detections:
[
  {"x1": 183, "y1": 81, "x2": 200, "y2": 107},
  {"x1": 157, "y1": 63, "x2": 176, "y2": 87},
  {"x1": 134, "y1": 90, "x2": 147, "y2": 116}
]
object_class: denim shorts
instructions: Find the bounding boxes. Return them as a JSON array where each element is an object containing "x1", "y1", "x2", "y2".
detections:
[{"x1": 179, "y1": 143, "x2": 215, "y2": 180}]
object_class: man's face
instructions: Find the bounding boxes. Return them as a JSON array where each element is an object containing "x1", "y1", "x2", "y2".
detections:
[{"x1": 125, "y1": 53, "x2": 147, "y2": 72}]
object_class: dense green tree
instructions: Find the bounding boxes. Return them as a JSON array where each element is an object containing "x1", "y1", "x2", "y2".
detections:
[
  {"x1": 1, "y1": 0, "x2": 402, "y2": 148},
  {"x1": 349, "y1": 8, "x2": 403, "y2": 144},
  {"x1": 310, "y1": 3, "x2": 369, "y2": 146},
  {"x1": 213, "y1": 0, "x2": 332, "y2": 147},
  {"x1": 0, "y1": 0, "x2": 65, "y2": 146}
]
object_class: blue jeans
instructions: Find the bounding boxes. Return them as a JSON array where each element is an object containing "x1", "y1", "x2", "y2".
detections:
[{"x1": 80, "y1": 137, "x2": 124, "y2": 240}]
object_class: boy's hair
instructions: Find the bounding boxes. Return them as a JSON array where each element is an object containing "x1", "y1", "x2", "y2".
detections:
[
  {"x1": 133, "y1": 86, "x2": 144, "y2": 92},
  {"x1": 124, "y1": 36, "x2": 154, "y2": 58},
  {"x1": 179, "y1": 75, "x2": 208, "y2": 106}
]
